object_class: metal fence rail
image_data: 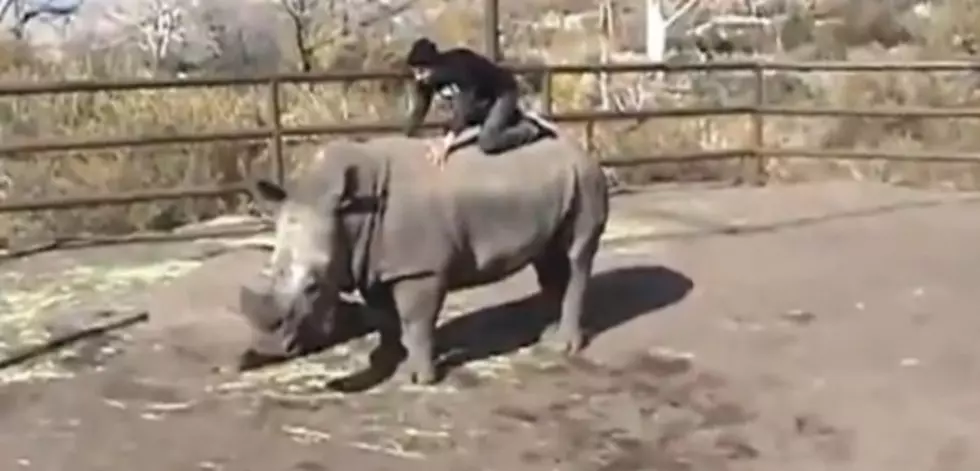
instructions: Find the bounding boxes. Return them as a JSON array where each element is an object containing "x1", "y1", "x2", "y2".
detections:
[
  {"x1": 0, "y1": 107, "x2": 753, "y2": 156},
  {"x1": 2, "y1": 59, "x2": 980, "y2": 216}
]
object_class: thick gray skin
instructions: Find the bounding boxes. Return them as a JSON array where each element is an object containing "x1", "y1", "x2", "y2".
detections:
[{"x1": 242, "y1": 133, "x2": 609, "y2": 385}]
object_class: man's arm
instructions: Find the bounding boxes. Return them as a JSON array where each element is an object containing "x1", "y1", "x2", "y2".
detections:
[
  {"x1": 403, "y1": 81, "x2": 434, "y2": 137},
  {"x1": 448, "y1": 87, "x2": 476, "y2": 137}
]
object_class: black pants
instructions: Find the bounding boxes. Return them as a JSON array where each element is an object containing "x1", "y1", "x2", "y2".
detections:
[{"x1": 476, "y1": 90, "x2": 544, "y2": 155}]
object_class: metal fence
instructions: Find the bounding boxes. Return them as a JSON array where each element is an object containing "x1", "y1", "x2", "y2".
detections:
[{"x1": 3, "y1": 59, "x2": 980, "y2": 217}]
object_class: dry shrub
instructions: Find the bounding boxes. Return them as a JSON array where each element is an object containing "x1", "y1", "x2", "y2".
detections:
[
  {"x1": 0, "y1": 38, "x2": 415, "y2": 247},
  {"x1": 0, "y1": 4, "x2": 480, "y2": 246},
  {"x1": 8, "y1": 4, "x2": 743, "y2": 245},
  {"x1": 551, "y1": 68, "x2": 755, "y2": 184},
  {"x1": 764, "y1": 36, "x2": 980, "y2": 188},
  {"x1": 830, "y1": 0, "x2": 916, "y2": 48},
  {"x1": 8, "y1": 0, "x2": 980, "y2": 246},
  {"x1": 0, "y1": 45, "x2": 267, "y2": 243},
  {"x1": 427, "y1": 3, "x2": 484, "y2": 49},
  {"x1": 590, "y1": 116, "x2": 748, "y2": 184},
  {"x1": 653, "y1": 0, "x2": 980, "y2": 189}
]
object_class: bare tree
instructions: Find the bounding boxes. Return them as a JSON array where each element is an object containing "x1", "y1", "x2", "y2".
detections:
[
  {"x1": 645, "y1": 0, "x2": 700, "y2": 63},
  {"x1": 277, "y1": 0, "x2": 421, "y2": 117},
  {"x1": 2, "y1": 0, "x2": 81, "y2": 40},
  {"x1": 194, "y1": 1, "x2": 283, "y2": 76},
  {"x1": 278, "y1": 0, "x2": 419, "y2": 74},
  {"x1": 104, "y1": 0, "x2": 192, "y2": 74},
  {"x1": 279, "y1": 0, "x2": 326, "y2": 74}
]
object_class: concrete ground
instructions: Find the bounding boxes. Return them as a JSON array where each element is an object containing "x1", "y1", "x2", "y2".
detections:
[{"x1": 1, "y1": 180, "x2": 978, "y2": 471}]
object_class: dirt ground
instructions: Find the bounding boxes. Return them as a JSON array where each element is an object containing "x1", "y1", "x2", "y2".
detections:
[{"x1": 2, "y1": 180, "x2": 980, "y2": 471}]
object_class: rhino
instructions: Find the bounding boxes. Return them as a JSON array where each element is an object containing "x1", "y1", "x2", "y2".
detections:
[{"x1": 238, "y1": 132, "x2": 610, "y2": 385}]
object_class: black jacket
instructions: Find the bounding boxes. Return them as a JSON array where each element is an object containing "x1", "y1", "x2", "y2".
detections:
[{"x1": 404, "y1": 48, "x2": 519, "y2": 136}]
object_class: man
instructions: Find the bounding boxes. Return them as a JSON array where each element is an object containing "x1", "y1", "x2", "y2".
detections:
[{"x1": 402, "y1": 37, "x2": 556, "y2": 167}]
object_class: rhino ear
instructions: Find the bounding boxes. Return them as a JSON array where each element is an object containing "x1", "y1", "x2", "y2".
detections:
[
  {"x1": 333, "y1": 165, "x2": 359, "y2": 214},
  {"x1": 255, "y1": 178, "x2": 288, "y2": 203},
  {"x1": 335, "y1": 165, "x2": 385, "y2": 215},
  {"x1": 252, "y1": 178, "x2": 288, "y2": 216},
  {"x1": 340, "y1": 165, "x2": 358, "y2": 200}
]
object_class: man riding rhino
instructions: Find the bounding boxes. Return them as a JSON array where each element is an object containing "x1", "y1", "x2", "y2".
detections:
[{"x1": 402, "y1": 37, "x2": 557, "y2": 168}]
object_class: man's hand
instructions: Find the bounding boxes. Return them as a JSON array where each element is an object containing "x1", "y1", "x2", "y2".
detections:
[{"x1": 426, "y1": 131, "x2": 456, "y2": 169}]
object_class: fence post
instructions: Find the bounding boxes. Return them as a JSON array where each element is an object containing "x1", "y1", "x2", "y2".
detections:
[
  {"x1": 269, "y1": 77, "x2": 285, "y2": 186},
  {"x1": 541, "y1": 70, "x2": 553, "y2": 117},
  {"x1": 484, "y1": 0, "x2": 501, "y2": 61},
  {"x1": 584, "y1": 121, "x2": 596, "y2": 156},
  {"x1": 750, "y1": 61, "x2": 767, "y2": 185}
]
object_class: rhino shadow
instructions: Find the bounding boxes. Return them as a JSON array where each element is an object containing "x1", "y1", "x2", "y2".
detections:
[
  {"x1": 326, "y1": 265, "x2": 693, "y2": 392},
  {"x1": 437, "y1": 265, "x2": 694, "y2": 375}
]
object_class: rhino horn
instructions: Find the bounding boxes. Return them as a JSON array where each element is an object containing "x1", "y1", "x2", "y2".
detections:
[{"x1": 238, "y1": 280, "x2": 283, "y2": 332}]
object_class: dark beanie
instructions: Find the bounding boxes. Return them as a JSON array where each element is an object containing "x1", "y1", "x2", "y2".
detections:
[{"x1": 407, "y1": 38, "x2": 439, "y2": 66}]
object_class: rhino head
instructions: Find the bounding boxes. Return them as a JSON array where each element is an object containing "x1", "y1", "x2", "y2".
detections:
[{"x1": 238, "y1": 169, "x2": 361, "y2": 361}]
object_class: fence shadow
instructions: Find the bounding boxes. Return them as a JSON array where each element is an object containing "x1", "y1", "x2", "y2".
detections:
[
  {"x1": 326, "y1": 265, "x2": 693, "y2": 392},
  {"x1": 607, "y1": 193, "x2": 980, "y2": 246}
]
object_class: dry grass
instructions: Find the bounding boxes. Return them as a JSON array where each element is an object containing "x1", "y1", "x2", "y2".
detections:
[
  {"x1": 762, "y1": 43, "x2": 980, "y2": 188},
  {"x1": 0, "y1": 256, "x2": 203, "y2": 384},
  {"x1": 2, "y1": 0, "x2": 980, "y2": 244},
  {"x1": 0, "y1": 40, "x2": 416, "y2": 246}
]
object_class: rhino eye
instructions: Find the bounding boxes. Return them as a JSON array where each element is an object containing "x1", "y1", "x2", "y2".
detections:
[{"x1": 302, "y1": 278, "x2": 319, "y2": 295}]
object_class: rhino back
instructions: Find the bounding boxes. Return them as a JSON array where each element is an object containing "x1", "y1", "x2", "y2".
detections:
[{"x1": 362, "y1": 136, "x2": 597, "y2": 285}]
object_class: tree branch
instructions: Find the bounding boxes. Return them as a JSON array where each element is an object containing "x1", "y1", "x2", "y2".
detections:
[{"x1": 665, "y1": 0, "x2": 700, "y2": 28}]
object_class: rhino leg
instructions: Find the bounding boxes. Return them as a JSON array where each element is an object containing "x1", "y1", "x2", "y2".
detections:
[
  {"x1": 360, "y1": 286, "x2": 407, "y2": 367},
  {"x1": 535, "y1": 255, "x2": 587, "y2": 355},
  {"x1": 537, "y1": 224, "x2": 603, "y2": 355},
  {"x1": 556, "y1": 247, "x2": 596, "y2": 354},
  {"x1": 390, "y1": 275, "x2": 446, "y2": 385},
  {"x1": 532, "y1": 248, "x2": 571, "y2": 345}
]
